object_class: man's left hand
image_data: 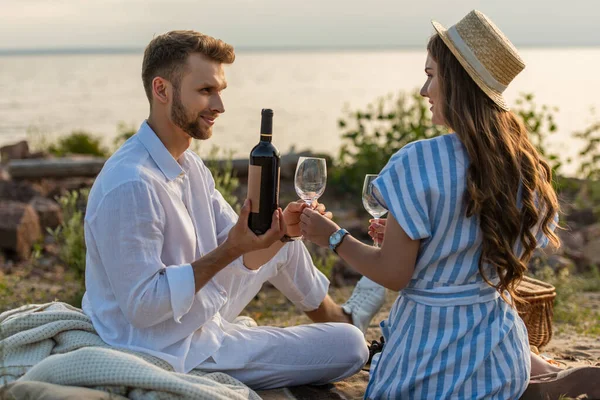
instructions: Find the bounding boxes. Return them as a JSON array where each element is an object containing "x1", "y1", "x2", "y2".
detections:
[{"x1": 283, "y1": 200, "x2": 333, "y2": 238}]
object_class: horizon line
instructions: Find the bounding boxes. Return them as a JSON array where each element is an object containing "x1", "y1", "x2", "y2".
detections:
[{"x1": 0, "y1": 43, "x2": 599, "y2": 56}]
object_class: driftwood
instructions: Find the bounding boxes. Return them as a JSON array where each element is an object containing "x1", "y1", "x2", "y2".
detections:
[
  {"x1": 7, "y1": 151, "x2": 320, "y2": 180},
  {"x1": 8, "y1": 158, "x2": 106, "y2": 179}
]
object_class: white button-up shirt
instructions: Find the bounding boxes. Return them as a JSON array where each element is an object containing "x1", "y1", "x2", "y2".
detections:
[{"x1": 82, "y1": 121, "x2": 247, "y2": 373}]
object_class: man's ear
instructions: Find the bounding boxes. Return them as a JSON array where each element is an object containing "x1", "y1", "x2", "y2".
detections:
[{"x1": 152, "y1": 77, "x2": 170, "y2": 105}]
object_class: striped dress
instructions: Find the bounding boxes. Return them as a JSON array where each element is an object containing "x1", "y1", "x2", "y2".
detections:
[{"x1": 366, "y1": 133, "x2": 548, "y2": 399}]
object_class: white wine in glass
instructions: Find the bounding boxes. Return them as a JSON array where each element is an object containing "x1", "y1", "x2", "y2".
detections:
[
  {"x1": 362, "y1": 174, "x2": 388, "y2": 247},
  {"x1": 294, "y1": 157, "x2": 327, "y2": 206}
]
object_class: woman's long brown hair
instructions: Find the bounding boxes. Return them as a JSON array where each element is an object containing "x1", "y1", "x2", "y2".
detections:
[{"x1": 427, "y1": 34, "x2": 560, "y2": 303}]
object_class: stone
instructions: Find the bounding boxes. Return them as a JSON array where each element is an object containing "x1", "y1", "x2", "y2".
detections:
[
  {"x1": 583, "y1": 223, "x2": 600, "y2": 243},
  {"x1": 44, "y1": 177, "x2": 94, "y2": 200},
  {"x1": 547, "y1": 254, "x2": 576, "y2": 274},
  {"x1": 0, "y1": 141, "x2": 30, "y2": 164},
  {"x1": 582, "y1": 237, "x2": 600, "y2": 267},
  {"x1": 0, "y1": 180, "x2": 43, "y2": 203},
  {"x1": 29, "y1": 196, "x2": 63, "y2": 231},
  {"x1": 558, "y1": 229, "x2": 586, "y2": 253},
  {"x1": 566, "y1": 207, "x2": 598, "y2": 227},
  {"x1": 0, "y1": 166, "x2": 9, "y2": 181},
  {"x1": 0, "y1": 201, "x2": 41, "y2": 261}
]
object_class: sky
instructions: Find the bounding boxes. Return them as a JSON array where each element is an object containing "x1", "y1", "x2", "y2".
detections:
[{"x1": 0, "y1": 0, "x2": 598, "y2": 50}]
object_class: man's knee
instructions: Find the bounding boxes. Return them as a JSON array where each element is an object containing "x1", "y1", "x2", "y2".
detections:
[{"x1": 332, "y1": 324, "x2": 369, "y2": 368}]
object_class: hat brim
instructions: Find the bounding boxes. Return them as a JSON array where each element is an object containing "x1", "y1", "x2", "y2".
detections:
[{"x1": 431, "y1": 20, "x2": 510, "y2": 111}]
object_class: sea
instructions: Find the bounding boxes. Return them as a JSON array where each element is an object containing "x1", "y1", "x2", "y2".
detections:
[{"x1": 1, "y1": 47, "x2": 599, "y2": 176}]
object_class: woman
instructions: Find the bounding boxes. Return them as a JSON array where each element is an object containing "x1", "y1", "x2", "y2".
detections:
[{"x1": 300, "y1": 10, "x2": 560, "y2": 399}]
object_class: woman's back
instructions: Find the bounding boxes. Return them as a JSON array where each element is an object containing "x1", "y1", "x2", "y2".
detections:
[{"x1": 366, "y1": 133, "x2": 535, "y2": 398}]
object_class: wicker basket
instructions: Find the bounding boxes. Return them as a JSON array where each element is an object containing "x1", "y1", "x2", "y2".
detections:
[{"x1": 515, "y1": 276, "x2": 557, "y2": 349}]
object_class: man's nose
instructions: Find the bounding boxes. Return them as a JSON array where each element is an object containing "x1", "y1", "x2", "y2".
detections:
[{"x1": 210, "y1": 94, "x2": 225, "y2": 114}]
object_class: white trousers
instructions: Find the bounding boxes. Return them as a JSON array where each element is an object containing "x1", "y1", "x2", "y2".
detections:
[{"x1": 196, "y1": 240, "x2": 369, "y2": 390}]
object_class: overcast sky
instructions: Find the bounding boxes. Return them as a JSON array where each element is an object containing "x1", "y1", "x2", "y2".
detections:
[{"x1": 0, "y1": 0, "x2": 598, "y2": 50}]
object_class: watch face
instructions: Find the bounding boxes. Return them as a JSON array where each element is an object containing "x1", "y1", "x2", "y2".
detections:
[{"x1": 330, "y1": 232, "x2": 339, "y2": 245}]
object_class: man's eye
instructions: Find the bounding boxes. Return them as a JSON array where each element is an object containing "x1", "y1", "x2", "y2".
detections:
[{"x1": 199, "y1": 88, "x2": 210, "y2": 93}]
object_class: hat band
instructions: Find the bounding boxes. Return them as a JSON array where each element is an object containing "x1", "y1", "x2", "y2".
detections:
[{"x1": 447, "y1": 26, "x2": 507, "y2": 93}]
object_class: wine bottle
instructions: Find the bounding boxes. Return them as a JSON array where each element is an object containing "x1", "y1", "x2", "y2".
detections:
[{"x1": 248, "y1": 109, "x2": 281, "y2": 235}]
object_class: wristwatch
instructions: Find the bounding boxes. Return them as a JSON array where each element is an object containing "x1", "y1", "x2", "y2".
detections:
[{"x1": 329, "y1": 228, "x2": 349, "y2": 253}]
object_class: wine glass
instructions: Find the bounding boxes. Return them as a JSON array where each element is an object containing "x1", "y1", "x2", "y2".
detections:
[
  {"x1": 294, "y1": 157, "x2": 327, "y2": 206},
  {"x1": 362, "y1": 174, "x2": 388, "y2": 247}
]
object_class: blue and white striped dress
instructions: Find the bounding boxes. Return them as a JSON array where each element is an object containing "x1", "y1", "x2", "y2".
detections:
[{"x1": 366, "y1": 133, "x2": 546, "y2": 399}]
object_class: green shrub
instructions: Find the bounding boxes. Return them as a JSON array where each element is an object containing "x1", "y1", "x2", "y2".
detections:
[
  {"x1": 48, "y1": 189, "x2": 89, "y2": 279},
  {"x1": 311, "y1": 252, "x2": 337, "y2": 279},
  {"x1": 112, "y1": 122, "x2": 137, "y2": 152},
  {"x1": 48, "y1": 131, "x2": 108, "y2": 157},
  {"x1": 330, "y1": 90, "x2": 445, "y2": 196},
  {"x1": 203, "y1": 146, "x2": 241, "y2": 213},
  {"x1": 575, "y1": 116, "x2": 600, "y2": 181},
  {"x1": 329, "y1": 90, "x2": 600, "y2": 205},
  {"x1": 514, "y1": 93, "x2": 564, "y2": 174}
]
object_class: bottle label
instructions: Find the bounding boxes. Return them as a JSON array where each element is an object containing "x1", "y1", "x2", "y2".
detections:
[{"x1": 248, "y1": 164, "x2": 262, "y2": 213}]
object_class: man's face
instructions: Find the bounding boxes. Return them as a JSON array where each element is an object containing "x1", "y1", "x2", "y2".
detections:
[{"x1": 170, "y1": 53, "x2": 227, "y2": 140}]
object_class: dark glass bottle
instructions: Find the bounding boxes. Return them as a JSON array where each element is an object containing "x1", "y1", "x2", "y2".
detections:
[{"x1": 248, "y1": 109, "x2": 281, "y2": 235}]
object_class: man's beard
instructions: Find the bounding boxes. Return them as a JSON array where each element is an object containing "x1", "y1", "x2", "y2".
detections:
[{"x1": 171, "y1": 87, "x2": 210, "y2": 140}]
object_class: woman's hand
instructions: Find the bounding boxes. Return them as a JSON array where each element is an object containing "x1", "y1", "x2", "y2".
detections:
[
  {"x1": 300, "y1": 207, "x2": 340, "y2": 248},
  {"x1": 368, "y1": 218, "x2": 387, "y2": 246},
  {"x1": 283, "y1": 200, "x2": 333, "y2": 238}
]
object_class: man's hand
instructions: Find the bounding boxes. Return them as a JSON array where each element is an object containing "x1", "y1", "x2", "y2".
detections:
[
  {"x1": 283, "y1": 200, "x2": 333, "y2": 238},
  {"x1": 226, "y1": 199, "x2": 286, "y2": 254}
]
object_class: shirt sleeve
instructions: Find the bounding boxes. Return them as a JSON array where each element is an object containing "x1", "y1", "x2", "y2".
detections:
[
  {"x1": 87, "y1": 180, "x2": 225, "y2": 329},
  {"x1": 372, "y1": 143, "x2": 432, "y2": 241}
]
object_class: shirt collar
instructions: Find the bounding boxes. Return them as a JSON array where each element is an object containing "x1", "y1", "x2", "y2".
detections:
[{"x1": 136, "y1": 120, "x2": 185, "y2": 182}]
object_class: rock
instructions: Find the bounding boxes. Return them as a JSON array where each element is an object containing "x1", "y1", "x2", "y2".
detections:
[
  {"x1": 558, "y1": 229, "x2": 586, "y2": 253},
  {"x1": 0, "y1": 201, "x2": 41, "y2": 261},
  {"x1": 0, "y1": 180, "x2": 43, "y2": 203},
  {"x1": 582, "y1": 237, "x2": 600, "y2": 267},
  {"x1": 583, "y1": 223, "x2": 600, "y2": 243},
  {"x1": 562, "y1": 249, "x2": 589, "y2": 272},
  {"x1": 566, "y1": 207, "x2": 597, "y2": 226},
  {"x1": 547, "y1": 255, "x2": 576, "y2": 274},
  {"x1": 0, "y1": 166, "x2": 9, "y2": 181},
  {"x1": 528, "y1": 250, "x2": 575, "y2": 276},
  {"x1": 29, "y1": 196, "x2": 63, "y2": 230},
  {"x1": 330, "y1": 261, "x2": 362, "y2": 287},
  {"x1": 0, "y1": 141, "x2": 30, "y2": 164},
  {"x1": 44, "y1": 177, "x2": 94, "y2": 200}
]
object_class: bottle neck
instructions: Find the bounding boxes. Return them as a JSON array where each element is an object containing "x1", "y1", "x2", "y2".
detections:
[
  {"x1": 260, "y1": 114, "x2": 273, "y2": 142},
  {"x1": 260, "y1": 133, "x2": 272, "y2": 143}
]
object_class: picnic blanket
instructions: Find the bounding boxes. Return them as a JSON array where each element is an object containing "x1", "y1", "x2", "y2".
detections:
[{"x1": 0, "y1": 301, "x2": 260, "y2": 400}]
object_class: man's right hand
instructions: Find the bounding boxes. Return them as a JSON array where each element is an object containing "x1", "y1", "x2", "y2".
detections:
[{"x1": 226, "y1": 199, "x2": 286, "y2": 255}]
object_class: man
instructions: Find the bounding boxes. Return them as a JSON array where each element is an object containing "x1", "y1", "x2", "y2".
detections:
[{"x1": 82, "y1": 30, "x2": 384, "y2": 390}]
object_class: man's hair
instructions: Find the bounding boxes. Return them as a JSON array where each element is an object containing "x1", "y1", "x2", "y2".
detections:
[{"x1": 142, "y1": 30, "x2": 235, "y2": 104}]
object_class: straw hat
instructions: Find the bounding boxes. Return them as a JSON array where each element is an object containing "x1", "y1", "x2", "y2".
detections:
[{"x1": 431, "y1": 10, "x2": 525, "y2": 111}]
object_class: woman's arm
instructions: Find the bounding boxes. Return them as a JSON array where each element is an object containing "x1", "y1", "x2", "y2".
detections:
[{"x1": 300, "y1": 209, "x2": 420, "y2": 291}]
